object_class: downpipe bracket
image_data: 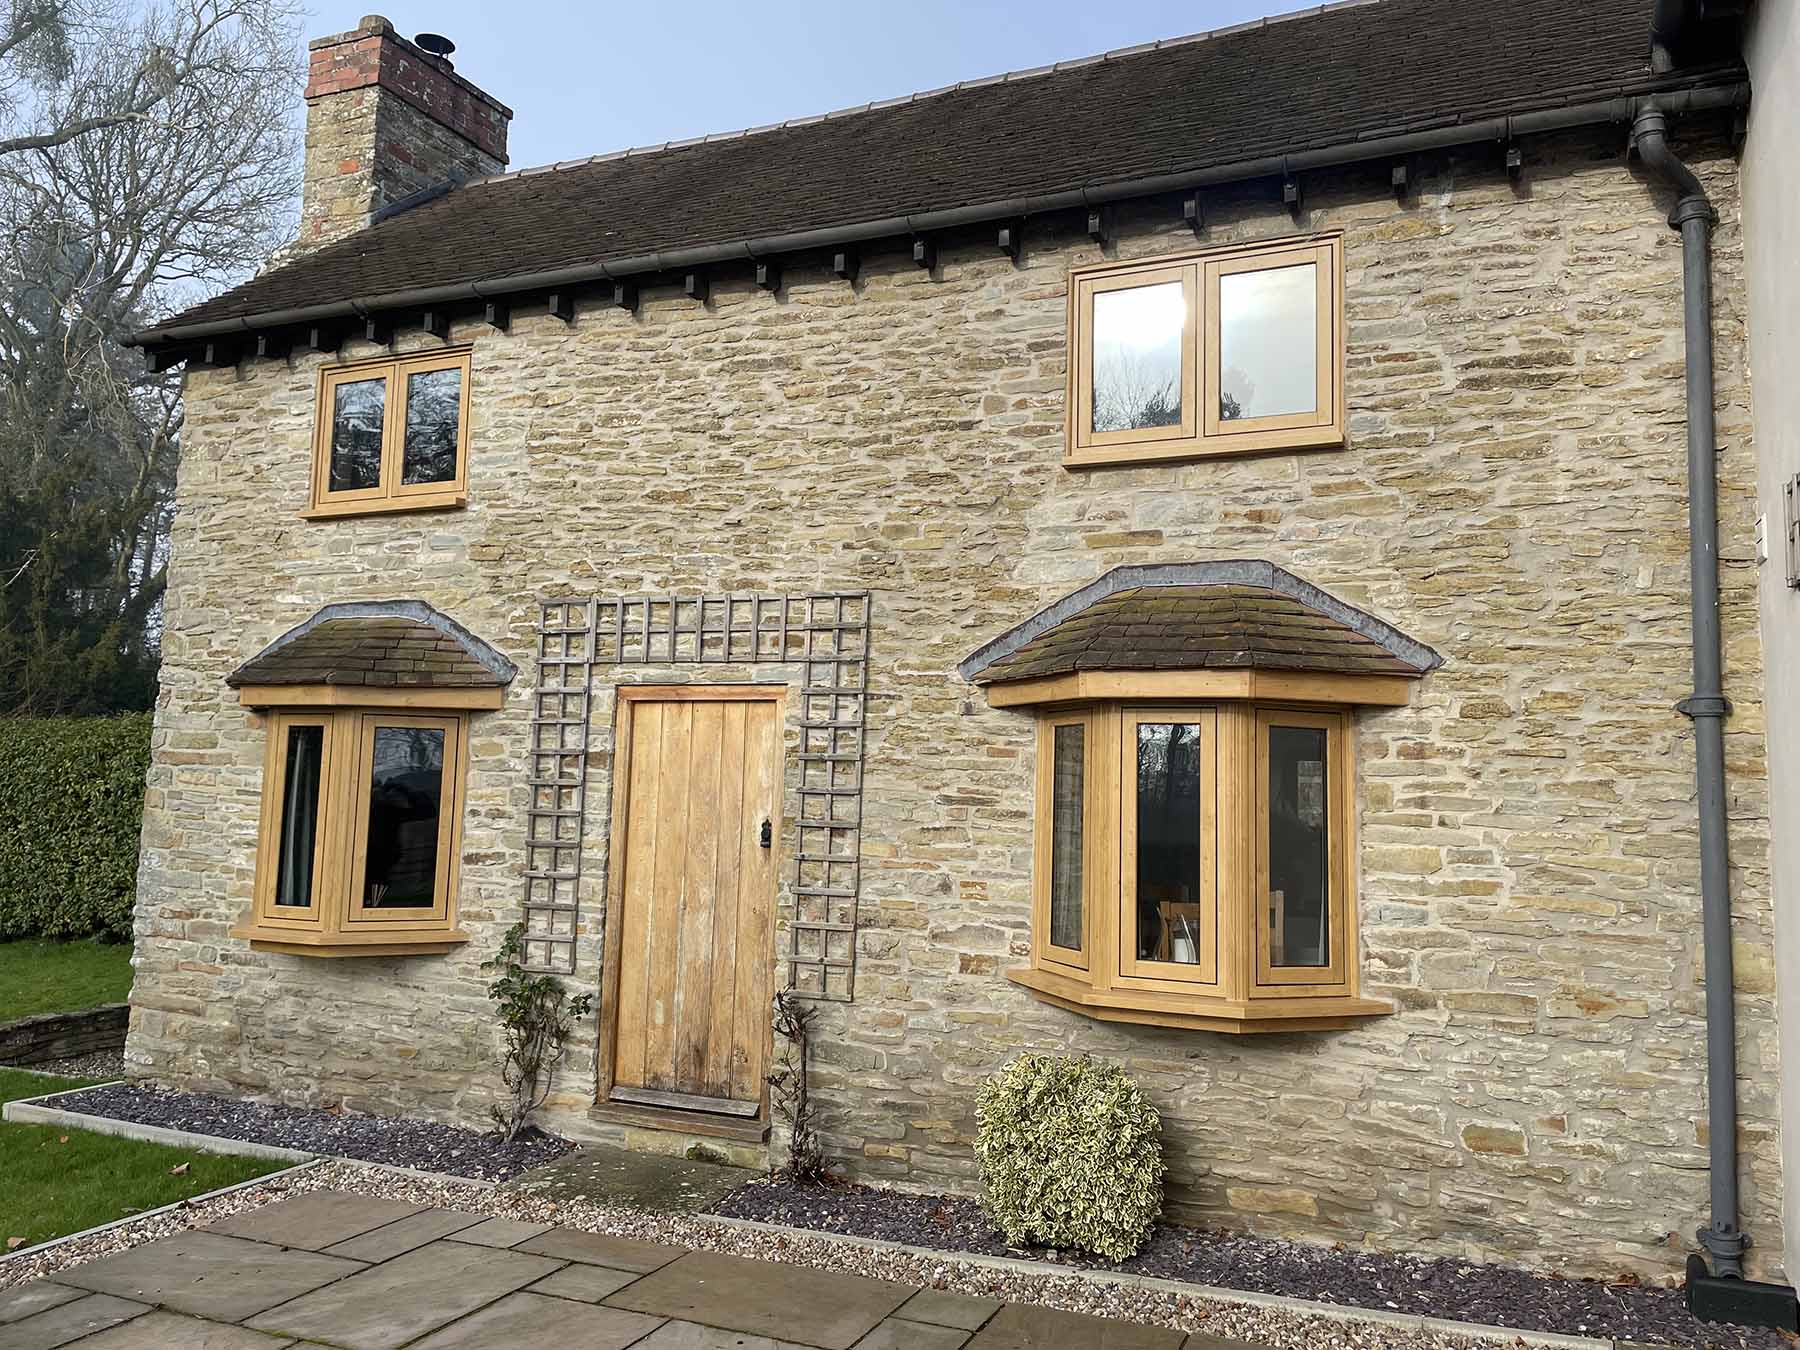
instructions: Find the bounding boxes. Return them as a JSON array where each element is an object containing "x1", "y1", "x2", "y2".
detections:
[{"x1": 1677, "y1": 694, "x2": 1732, "y2": 718}]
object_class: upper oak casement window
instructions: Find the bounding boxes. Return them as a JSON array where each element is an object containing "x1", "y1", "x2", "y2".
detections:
[
  {"x1": 307, "y1": 349, "x2": 472, "y2": 519},
  {"x1": 1067, "y1": 235, "x2": 1344, "y2": 468},
  {"x1": 223, "y1": 601, "x2": 516, "y2": 956},
  {"x1": 960, "y1": 562, "x2": 1441, "y2": 1033}
]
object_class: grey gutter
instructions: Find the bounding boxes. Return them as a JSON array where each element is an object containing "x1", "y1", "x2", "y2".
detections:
[
  {"x1": 1630, "y1": 104, "x2": 1742, "y2": 1281},
  {"x1": 129, "y1": 80, "x2": 1749, "y2": 349}
]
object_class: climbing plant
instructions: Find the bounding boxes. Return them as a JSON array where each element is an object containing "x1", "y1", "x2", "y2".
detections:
[{"x1": 482, "y1": 922, "x2": 593, "y2": 1141}]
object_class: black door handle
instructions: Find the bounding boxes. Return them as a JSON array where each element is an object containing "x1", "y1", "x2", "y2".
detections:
[{"x1": 759, "y1": 818, "x2": 772, "y2": 848}]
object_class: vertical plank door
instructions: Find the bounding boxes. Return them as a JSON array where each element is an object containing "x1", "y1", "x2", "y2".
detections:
[{"x1": 609, "y1": 689, "x2": 780, "y2": 1116}]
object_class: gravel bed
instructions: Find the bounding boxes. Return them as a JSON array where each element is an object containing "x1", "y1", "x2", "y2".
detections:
[
  {"x1": 712, "y1": 1178, "x2": 1784, "y2": 1350},
  {"x1": 12, "y1": 1049, "x2": 125, "y2": 1080},
  {"x1": 41, "y1": 1083, "x2": 570, "y2": 1182},
  {"x1": 0, "y1": 1160, "x2": 1627, "y2": 1350}
]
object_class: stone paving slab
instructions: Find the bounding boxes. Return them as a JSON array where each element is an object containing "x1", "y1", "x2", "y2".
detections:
[
  {"x1": 445, "y1": 1216, "x2": 552, "y2": 1249},
  {"x1": 50, "y1": 1232, "x2": 360, "y2": 1322},
  {"x1": 628, "y1": 1323, "x2": 814, "y2": 1350},
  {"x1": 0, "y1": 1293, "x2": 148, "y2": 1350},
  {"x1": 896, "y1": 1290, "x2": 1002, "y2": 1332},
  {"x1": 526, "y1": 1262, "x2": 643, "y2": 1302},
  {"x1": 0, "y1": 1286, "x2": 84, "y2": 1328},
  {"x1": 206, "y1": 1192, "x2": 422, "y2": 1252},
  {"x1": 404, "y1": 1291, "x2": 664, "y2": 1349},
  {"x1": 967, "y1": 1303, "x2": 1186, "y2": 1350},
  {"x1": 605, "y1": 1250, "x2": 914, "y2": 1350},
  {"x1": 244, "y1": 1239, "x2": 560, "y2": 1350},
  {"x1": 68, "y1": 1311, "x2": 294, "y2": 1348},
  {"x1": 513, "y1": 1228, "x2": 684, "y2": 1272},
  {"x1": 853, "y1": 1318, "x2": 972, "y2": 1349},
  {"x1": 321, "y1": 1207, "x2": 486, "y2": 1262}
]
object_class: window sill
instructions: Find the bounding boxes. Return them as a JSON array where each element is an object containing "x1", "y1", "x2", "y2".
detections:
[
  {"x1": 1008, "y1": 966, "x2": 1392, "y2": 1033},
  {"x1": 231, "y1": 924, "x2": 468, "y2": 957},
  {"x1": 1064, "y1": 427, "x2": 1343, "y2": 470},
  {"x1": 300, "y1": 492, "x2": 466, "y2": 521}
]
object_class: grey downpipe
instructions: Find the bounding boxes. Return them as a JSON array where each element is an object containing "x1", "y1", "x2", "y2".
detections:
[{"x1": 1631, "y1": 104, "x2": 1744, "y2": 1279}]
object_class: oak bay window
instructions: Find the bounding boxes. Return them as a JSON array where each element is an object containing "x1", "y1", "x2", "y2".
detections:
[
  {"x1": 1068, "y1": 236, "x2": 1344, "y2": 467},
  {"x1": 308, "y1": 350, "x2": 471, "y2": 518},
  {"x1": 239, "y1": 709, "x2": 469, "y2": 954},
  {"x1": 1020, "y1": 702, "x2": 1386, "y2": 1031}
]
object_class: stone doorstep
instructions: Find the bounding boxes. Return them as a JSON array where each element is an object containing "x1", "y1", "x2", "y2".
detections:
[{"x1": 0, "y1": 1092, "x2": 498, "y2": 1188}]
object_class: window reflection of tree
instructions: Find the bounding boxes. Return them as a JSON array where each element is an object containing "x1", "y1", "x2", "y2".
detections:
[
  {"x1": 330, "y1": 379, "x2": 384, "y2": 491},
  {"x1": 1136, "y1": 723, "x2": 1200, "y2": 959},
  {"x1": 364, "y1": 727, "x2": 444, "y2": 907},
  {"x1": 1269, "y1": 729, "x2": 1327, "y2": 966},
  {"x1": 402, "y1": 368, "x2": 461, "y2": 484},
  {"x1": 1093, "y1": 347, "x2": 1181, "y2": 433}
]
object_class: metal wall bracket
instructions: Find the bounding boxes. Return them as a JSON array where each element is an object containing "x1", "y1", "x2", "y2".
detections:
[
  {"x1": 422, "y1": 309, "x2": 451, "y2": 340},
  {"x1": 1677, "y1": 694, "x2": 1733, "y2": 719},
  {"x1": 548, "y1": 292, "x2": 575, "y2": 323},
  {"x1": 609, "y1": 280, "x2": 639, "y2": 313},
  {"x1": 910, "y1": 237, "x2": 936, "y2": 270},
  {"x1": 1391, "y1": 162, "x2": 1409, "y2": 201},
  {"x1": 1283, "y1": 174, "x2": 1303, "y2": 217},
  {"x1": 755, "y1": 261, "x2": 781, "y2": 292},
  {"x1": 997, "y1": 219, "x2": 1024, "y2": 264},
  {"x1": 483, "y1": 300, "x2": 510, "y2": 332},
  {"x1": 1182, "y1": 192, "x2": 1204, "y2": 234},
  {"x1": 1785, "y1": 474, "x2": 1800, "y2": 588},
  {"x1": 1086, "y1": 209, "x2": 1108, "y2": 245},
  {"x1": 683, "y1": 271, "x2": 709, "y2": 303},
  {"x1": 832, "y1": 248, "x2": 859, "y2": 283}
]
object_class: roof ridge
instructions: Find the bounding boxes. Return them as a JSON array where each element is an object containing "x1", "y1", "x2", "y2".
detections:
[{"x1": 463, "y1": 0, "x2": 1381, "y2": 189}]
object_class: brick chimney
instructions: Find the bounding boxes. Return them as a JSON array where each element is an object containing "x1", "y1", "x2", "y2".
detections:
[{"x1": 298, "y1": 15, "x2": 511, "y2": 253}]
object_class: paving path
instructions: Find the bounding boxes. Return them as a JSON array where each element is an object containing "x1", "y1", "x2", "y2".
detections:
[{"x1": 0, "y1": 1190, "x2": 1266, "y2": 1349}]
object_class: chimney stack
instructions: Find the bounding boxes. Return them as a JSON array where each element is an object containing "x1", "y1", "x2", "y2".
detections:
[{"x1": 298, "y1": 15, "x2": 511, "y2": 253}]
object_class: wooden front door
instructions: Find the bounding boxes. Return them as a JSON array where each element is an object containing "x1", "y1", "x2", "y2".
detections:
[{"x1": 605, "y1": 687, "x2": 781, "y2": 1118}]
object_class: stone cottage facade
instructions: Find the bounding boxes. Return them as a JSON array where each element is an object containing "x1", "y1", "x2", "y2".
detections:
[{"x1": 128, "y1": 1, "x2": 1785, "y2": 1289}]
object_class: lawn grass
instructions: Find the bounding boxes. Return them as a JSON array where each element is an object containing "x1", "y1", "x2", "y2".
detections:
[
  {"x1": 0, "y1": 938, "x2": 133, "y2": 1022},
  {"x1": 0, "y1": 1069, "x2": 285, "y2": 1251}
]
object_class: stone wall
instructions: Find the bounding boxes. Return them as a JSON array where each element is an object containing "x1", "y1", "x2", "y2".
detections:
[{"x1": 129, "y1": 124, "x2": 1783, "y2": 1283}]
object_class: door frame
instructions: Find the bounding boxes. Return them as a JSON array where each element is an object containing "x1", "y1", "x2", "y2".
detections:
[{"x1": 595, "y1": 683, "x2": 785, "y2": 1138}]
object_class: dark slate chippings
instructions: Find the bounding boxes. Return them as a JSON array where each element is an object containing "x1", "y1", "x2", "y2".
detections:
[
  {"x1": 711, "y1": 1179, "x2": 1789, "y2": 1350},
  {"x1": 50, "y1": 1084, "x2": 571, "y2": 1182}
]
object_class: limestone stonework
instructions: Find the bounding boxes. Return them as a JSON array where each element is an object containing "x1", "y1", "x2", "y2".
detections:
[
  {"x1": 129, "y1": 125, "x2": 1783, "y2": 1284},
  {"x1": 297, "y1": 17, "x2": 509, "y2": 253}
]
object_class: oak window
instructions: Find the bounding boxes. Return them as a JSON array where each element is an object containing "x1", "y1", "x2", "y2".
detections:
[
  {"x1": 238, "y1": 708, "x2": 470, "y2": 954},
  {"x1": 1067, "y1": 237, "x2": 1343, "y2": 467},
  {"x1": 308, "y1": 350, "x2": 471, "y2": 518},
  {"x1": 1017, "y1": 702, "x2": 1387, "y2": 1031}
]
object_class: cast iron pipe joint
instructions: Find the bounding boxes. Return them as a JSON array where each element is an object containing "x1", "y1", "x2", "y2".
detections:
[{"x1": 1632, "y1": 107, "x2": 1719, "y2": 229}]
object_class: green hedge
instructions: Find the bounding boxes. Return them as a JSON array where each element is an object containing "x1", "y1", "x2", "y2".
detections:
[{"x1": 0, "y1": 715, "x2": 152, "y2": 941}]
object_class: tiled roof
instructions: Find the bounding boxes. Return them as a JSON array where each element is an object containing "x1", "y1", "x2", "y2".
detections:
[
  {"x1": 961, "y1": 562, "x2": 1440, "y2": 684},
  {"x1": 154, "y1": 0, "x2": 1734, "y2": 336},
  {"x1": 226, "y1": 601, "x2": 516, "y2": 689}
]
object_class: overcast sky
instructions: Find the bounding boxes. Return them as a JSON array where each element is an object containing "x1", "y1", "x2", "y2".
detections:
[{"x1": 305, "y1": 1, "x2": 1315, "y2": 170}]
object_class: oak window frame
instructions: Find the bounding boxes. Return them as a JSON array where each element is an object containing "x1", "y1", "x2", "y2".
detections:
[
  {"x1": 1065, "y1": 235, "x2": 1345, "y2": 469},
  {"x1": 305, "y1": 349, "x2": 472, "y2": 520},
  {"x1": 1016, "y1": 700, "x2": 1388, "y2": 1032},
  {"x1": 237, "y1": 706, "x2": 471, "y2": 956}
]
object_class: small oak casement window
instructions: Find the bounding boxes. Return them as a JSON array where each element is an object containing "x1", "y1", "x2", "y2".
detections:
[
  {"x1": 1066, "y1": 235, "x2": 1343, "y2": 468},
  {"x1": 237, "y1": 708, "x2": 470, "y2": 955},
  {"x1": 1016, "y1": 702, "x2": 1387, "y2": 1032},
  {"x1": 307, "y1": 349, "x2": 471, "y2": 519}
]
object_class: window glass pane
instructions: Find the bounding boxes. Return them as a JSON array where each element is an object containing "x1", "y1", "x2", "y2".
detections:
[
  {"x1": 363, "y1": 726, "x2": 445, "y2": 909},
  {"x1": 1269, "y1": 725, "x2": 1329, "y2": 967},
  {"x1": 402, "y1": 366, "x2": 462, "y2": 485},
  {"x1": 275, "y1": 726, "x2": 323, "y2": 908},
  {"x1": 1219, "y1": 262, "x2": 1318, "y2": 421},
  {"x1": 1092, "y1": 280, "x2": 1184, "y2": 434},
  {"x1": 1049, "y1": 723, "x2": 1084, "y2": 951},
  {"x1": 1135, "y1": 722, "x2": 1202, "y2": 964},
  {"x1": 328, "y1": 377, "x2": 386, "y2": 492}
]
